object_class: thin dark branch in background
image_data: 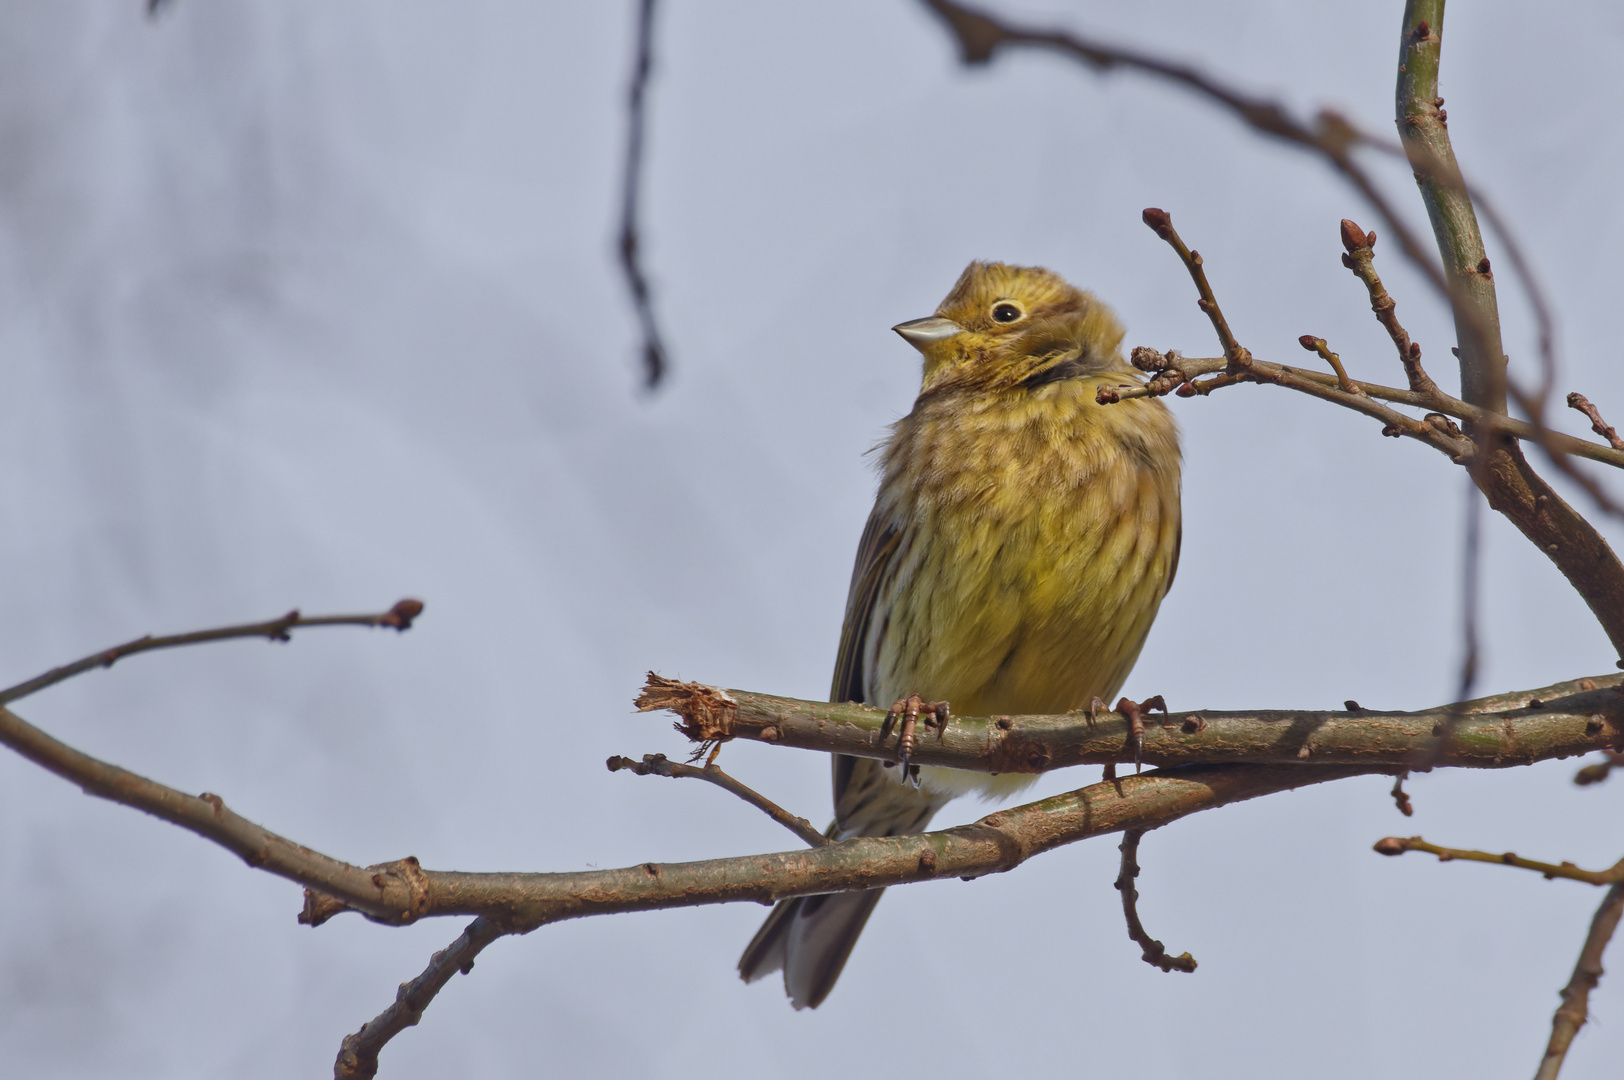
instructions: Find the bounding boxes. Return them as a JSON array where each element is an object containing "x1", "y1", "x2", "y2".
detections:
[
  {"x1": 335, "y1": 917, "x2": 508, "y2": 1080},
  {"x1": 919, "y1": 0, "x2": 1624, "y2": 538},
  {"x1": 608, "y1": 753, "x2": 830, "y2": 848},
  {"x1": 917, "y1": 1, "x2": 1450, "y2": 306},
  {"x1": 1458, "y1": 478, "x2": 1482, "y2": 702},
  {"x1": 1114, "y1": 831, "x2": 1196, "y2": 973},
  {"x1": 618, "y1": 0, "x2": 669, "y2": 389},
  {"x1": 1535, "y1": 882, "x2": 1624, "y2": 1080}
]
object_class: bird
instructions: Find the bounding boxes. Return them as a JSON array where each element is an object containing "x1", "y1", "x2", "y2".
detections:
[{"x1": 737, "y1": 260, "x2": 1183, "y2": 1009}]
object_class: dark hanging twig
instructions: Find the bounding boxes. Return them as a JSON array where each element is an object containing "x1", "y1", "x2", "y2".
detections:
[
  {"x1": 1113, "y1": 831, "x2": 1197, "y2": 973},
  {"x1": 1458, "y1": 477, "x2": 1482, "y2": 704},
  {"x1": 618, "y1": 0, "x2": 670, "y2": 389}
]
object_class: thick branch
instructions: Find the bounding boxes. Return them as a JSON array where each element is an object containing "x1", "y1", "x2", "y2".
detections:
[
  {"x1": 310, "y1": 764, "x2": 1376, "y2": 930},
  {"x1": 1394, "y1": 3, "x2": 1624, "y2": 659},
  {"x1": 0, "y1": 702, "x2": 425, "y2": 923},
  {"x1": 1536, "y1": 883, "x2": 1624, "y2": 1080},
  {"x1": 637, "y1": 673, "x2": 1624, "y2": 774},
  {"x1": 1395, "y1": 3, "x2": 1501, "y2": 412}
]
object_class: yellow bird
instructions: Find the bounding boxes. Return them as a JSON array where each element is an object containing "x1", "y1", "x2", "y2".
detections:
[{"x1": 739, "y1": 261, "x2": 1182, "y2": 1009}]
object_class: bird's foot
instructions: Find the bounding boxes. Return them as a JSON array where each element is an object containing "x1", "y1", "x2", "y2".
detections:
[
  {"x1": 881, "y1": 693, "x2": 951, "y2": 782},
  {"x1": 1114, "y1": 695, "x2": 1167, "y2": 773}
]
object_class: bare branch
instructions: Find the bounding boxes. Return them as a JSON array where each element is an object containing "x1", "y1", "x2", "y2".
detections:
[
  {"x1": 1115, "y1": 831, "x2": 1196, "y2": 973},
  {"x1": 0, "y1": 699, "x2": 428, "y2": 923},
  {"x1": 618, "y1": 0, "x2": 669, "y2": 389},
  {"x1": 309, "y1": 763, "x2": 1382, "y2": 929},
  {"x1": 335, "y1": 916, "x2": 508, "y2": 1080},
  {"x1": 607, "y1": 753, "x2": 828, "y2": 848},
  {"x1": 1393, "y1": 3, "x2": 1624, "y2": 655},
  {"x1": 1298, "y1": 336, "x2": 1361, "y2": 396},
  {"x1": 1372, "y1": 836, "x2": 1624, "y2": 887},
  {"x1": 1568, "y1": 394, "x2": 1624, "y2": 452},
  {"x1": 1122, "y1": 211, "x2": 1477, "y2": 464},
  {"x1": 0, "y1": 599, "x2": 423, "y2": 707},
  {"x1": 1111, "y1": 349, "x2": 1624, "y2": 471},
  {"x1": 1337, "y1": 218, "x2": 1441, "y2": 397},
  {"x1": 636, "y1": 673, "x2": 1624, "y2": 772},
  {"x1": 1536, "y1": 883, "x2": 1624, "y2": 1080},
  {"x1": 1139, "y1": 208, "x2": 1249, "y2": 371}
]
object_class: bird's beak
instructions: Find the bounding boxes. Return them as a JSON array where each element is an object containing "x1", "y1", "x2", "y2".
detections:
[{"x1": 892, "y1": 316, "x2": 964, "y2": 353}]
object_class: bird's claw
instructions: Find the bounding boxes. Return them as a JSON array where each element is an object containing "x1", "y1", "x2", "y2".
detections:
[
  {"x1": 882, "y1": 693, "x2": 951, "y2": 784},
  {"x1": 1115, "y1": 695, "x2": 1168, "y2": 773}
]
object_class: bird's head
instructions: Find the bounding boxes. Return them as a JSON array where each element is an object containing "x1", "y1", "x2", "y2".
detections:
[{"x1": 893, "y1": 261, "x2": 1126, "y2": 393}]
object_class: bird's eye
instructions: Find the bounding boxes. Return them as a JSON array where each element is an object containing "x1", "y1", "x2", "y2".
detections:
[{"x1": 991, "y1": 302, "x2": 1023, "y2": 324}]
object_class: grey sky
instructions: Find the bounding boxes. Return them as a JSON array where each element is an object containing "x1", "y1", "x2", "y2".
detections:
[{"x1": 2, "y1": 2, "x2": 1622, "y2": 1076}]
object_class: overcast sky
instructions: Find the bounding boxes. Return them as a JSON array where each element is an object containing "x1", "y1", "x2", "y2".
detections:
[{"x1": 3, "y1": 2, "x2": 1624, "y2": 1077}]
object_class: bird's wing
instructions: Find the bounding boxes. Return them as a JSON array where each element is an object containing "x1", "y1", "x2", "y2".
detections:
[
  {"x1": 828, "y1": 504, "x2": 901, "y2": 814},
  {"x1": 828, "y1": 504, "x2": 899, "y2": 709}
]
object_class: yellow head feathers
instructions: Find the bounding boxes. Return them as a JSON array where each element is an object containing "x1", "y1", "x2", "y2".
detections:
[{"x1": 892, "y1": 261, "x2": 1127, "y2": 392}]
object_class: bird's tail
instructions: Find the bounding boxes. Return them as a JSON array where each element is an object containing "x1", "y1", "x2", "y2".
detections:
[{"x1": 738, "y1": 756, "x2": 948, "y2": 1009}]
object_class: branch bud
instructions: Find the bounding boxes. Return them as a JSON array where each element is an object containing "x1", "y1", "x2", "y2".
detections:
[{"x1": 1141, "y1": 207, "x2": 1173, "y2": 239}]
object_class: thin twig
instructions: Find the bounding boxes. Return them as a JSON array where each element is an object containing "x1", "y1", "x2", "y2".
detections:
[
  {"x1": 1535, "y1": 882, "x2": 1624, "y2": 1080},
  {"x1": 1389, "y1": 772, "x2": 1413, "y2": 817},
  {"x1": 1140, "y1": 208, "x2": 1249, "y2": 371},
  {"x1": 618, "y1": 0, "x2": 669, "y2": 389},
  {"x1": 608, "y1": 753, "x2": 829, "y2": 848},
  {"x1": 1372, "y1": 836, "x2": 1624, "y2": 887},
  {"x1": 1337, "y1": 218, "x2": 1440, "y2": 397},
  {"x1": 1110, "y1": 349, "x2": 1624, "y2": 470},
  {"x1": 1298, "y1": 336, "x2": 1361, "y2": 395},
  {"x1": 1568, "y1": 394, "x2": 1624, "y2": 452},
  {"x1": 1113, "y1": 831, "x2": 1196, "y2": 973},
  {"x1": 335, "y1": 916, "x2": 508, "y2": 1080},
  {"x1": 1126, "y1": 213, "x2": 1476, "y2": 464},
  {"x1": 0, "y1": 599, "x2": 424, "y2": 707}
]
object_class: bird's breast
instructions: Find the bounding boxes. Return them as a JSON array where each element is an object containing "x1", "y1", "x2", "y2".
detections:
[{"x1": 867, "y1": 378, "x2": 1180, "y2": 731}]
